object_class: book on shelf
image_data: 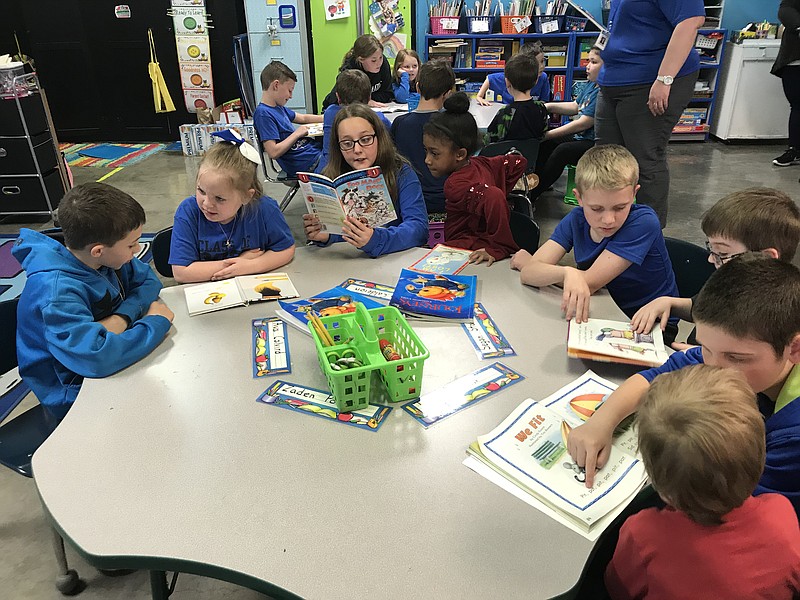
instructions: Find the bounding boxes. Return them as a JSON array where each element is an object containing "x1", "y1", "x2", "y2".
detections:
[
  {"x1": 476, "y1": 60, "x2": 505, "y2": 68},
  {"x1": 389, "y1": 268, "x2": 477, "y2": 322},
  {"x1": 298, "y1": 167, "x2": 397, "y2": 236},
  {"x1": 407, "y1": 244, "x2": 472, "y2": 275},
  {"x1": 185, "y1": 272, "x2": 299, "y2": 316},
  {"x1": 465, "y1": 371, "x2": 648, "y2": 536},
  {"x1": 567, "y1": 318, "x2": 669, "y2": 367},
  {"x1": 551, "y1": 74, "x2": 566, "y2": 101},
  {"x1": 275, "y1": 286, "x2": 384, "y2": 335}
]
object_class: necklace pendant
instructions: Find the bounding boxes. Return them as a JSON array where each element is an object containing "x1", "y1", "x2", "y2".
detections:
[{"x1": 224, "y1": 240, "x2": 232, "y2": 249}]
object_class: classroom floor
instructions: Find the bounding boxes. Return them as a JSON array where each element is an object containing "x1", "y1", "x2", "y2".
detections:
[{"x1": 1, "y1": 140, "x2": 798, "y2": 600}]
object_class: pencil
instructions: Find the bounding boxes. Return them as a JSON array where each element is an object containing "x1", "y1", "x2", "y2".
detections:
[{"x1": 310, "y1": 312, "x2": 335, "y2": 347}]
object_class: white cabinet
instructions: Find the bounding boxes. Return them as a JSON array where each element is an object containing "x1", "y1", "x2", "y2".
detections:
[{"x1": 710, "y1": 40, "x2": 788, "y2": 140}]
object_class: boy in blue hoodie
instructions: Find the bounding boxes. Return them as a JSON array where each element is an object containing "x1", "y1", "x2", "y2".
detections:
[{"x1": 13, "y1": 183, "x2": 174, "y2": 420}]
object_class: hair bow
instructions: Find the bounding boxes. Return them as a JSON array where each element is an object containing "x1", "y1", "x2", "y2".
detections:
[{"x1": 211, "y1": 129, "x2": 262, "y2": 165}]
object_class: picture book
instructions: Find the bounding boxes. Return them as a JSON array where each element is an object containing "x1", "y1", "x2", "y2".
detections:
[
  {"x1": 337, "y1": 278, "x2": 395, "y2": 303},
  {"x1": 567, "y1": 318, "x2": 669, "y2": 368},
  {"x1": 403, "y1": 363, "x2": 524, "y2": 427},
  {"x1": 462, "y1": 303, "x2": 515, "y2": 359},
  {"x1": 465, "y1": 371, "x2": 647, "y2": 538},
  {"x1": 407, "y1": 244, "x2": 472, "y2": 275},
  {"x1": 256, "y1": 380, "x2": 392, "y2": 432},
  {"x1": 252, "y1": 318, "x2": 291, "y2": 378},
  {"x1": 184, "y1": 272, "x2": 300, "y2": 316},
  {"x1": 389, "y1": 269, "x2": 477, "y2": 323},
  {"x1": 298, "y1": 167, "x2": 397, "y2": 236},
  {"x1": 275, "y1": 286, "x2": 384, "y2": 335}
]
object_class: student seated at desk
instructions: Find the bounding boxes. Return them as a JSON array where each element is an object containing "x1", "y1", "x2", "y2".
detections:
[
  {"x1": 568, "y1": 255, "x2": 800, "y2": 518},
  {"x1": 476, "y1": 42, "x2": 550, "y2": 105},
  {"x1": 318, "y1": 69, "x2": 391, "y2": 173},
  {"x1": 322, "y1": 35, "x2": 394, "y2": 109},
  {"x1": 391, "y1": 49, "x2": 420, "y2": 104},
  {"x1": 391, "y1": 60, "x2": 455, "y2": 213},
  {"x1": 13, "y1": 183, "x2": 174, "y2": 420},
  {"x1": 303, "y1": 103, "x2": 428, "y2": 257},
  {"x1": 169, "y1": 132, "x2": 296, "y2": 283},
  {"x1": 605, "y1": 364, "x2": 800, "y2": 600},
  {"x1": 510, "y1": 145, "x2": 678, "y2": 331},
  {"x1": 253, "y1": 61, "x2": 323, "y2": 177}
]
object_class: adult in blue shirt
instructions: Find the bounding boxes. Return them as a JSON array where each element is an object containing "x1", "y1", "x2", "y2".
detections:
[{"x1": 595, "y1": 0, "x2": 706, "y2": 227}]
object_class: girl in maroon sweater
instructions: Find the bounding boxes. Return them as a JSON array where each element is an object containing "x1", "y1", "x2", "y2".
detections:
[{"x1": 422, "y1": 93, "x2": 526, "y2": 265}]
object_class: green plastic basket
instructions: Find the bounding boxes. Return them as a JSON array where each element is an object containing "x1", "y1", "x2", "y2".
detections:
[
  {"x1": 308, "y1": 303, "x2": 430, "y2": 412},
  {"x1": 563, "y1": 165, "x2": 578, "y2": 206}
]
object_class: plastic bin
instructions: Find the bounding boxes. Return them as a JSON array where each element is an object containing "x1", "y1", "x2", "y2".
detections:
[
  {"x1": 533, "y1": 15, "x2": 565, "y2": 33},
  {"x1": 309, "y1": 303, "x2": 429, "y2": 411},
  {"x1": 466, "y1": 15, "x2": 495, "y2": 34},
  {"x1": 500, "y1": 15, "x2": 530, "y2": 34},
  {"x1": 430, "y1": 16, "x2": 460, "y2": 34},
  {"x1": 563, "y1": 165, "x2": 578, "y2": 206},
  {"x1": 563, "y1": 16, "x2": 588, "y2": 31},
  {"x1": 427, "y1": 219, "x2": 445, "y2": 248}
]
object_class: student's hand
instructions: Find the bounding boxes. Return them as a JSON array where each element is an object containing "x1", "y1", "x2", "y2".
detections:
[
  {"x1": 238, "y1": 249, "x2": 266, "y2": 260},
  {"x1": 468, "y1": 248, "x2": 495, "y2": 266},
  {"x1": 98, "y1": 314, "x2": 129, "y2": 334},
  {"x1": 295, "y1": 125, "x2": 309, "y2": 138},
  {"x1": 648, "y1": 80, "x2": 671, "y2": 116},
  {"x1": 146, "y1": 300, "x2": 175, "y2": 323},
  {"x1": 476, "y1": 96, "x2": 492, "y2": 107},
  {"x1": 341, "y1": 216, "x2": 374, "y2": 248},
  {"x1": 630, "y1": 297, "x2": 673, "y2": 334},
  {"x1": 210, "y1": 257, "x2": 252, "y2": 281},
  {"x1": 670, "y1": 341, "x2": 697, "y2": 352},
  {"x1": 567, "y1": 418, "x2": 615, "y2": 488},
  {"x1": 562, "y1": 267, "x2": 591, "y2": 323},
  {"x1": 510, "y1": 249, "x2": 532, "y2": 271},
  {"x1": 303, "y1": 214, "x2": 330, "y2": 244},
  {"x1": 368, "y1": 100, "x2": 387, "y2": 108}
]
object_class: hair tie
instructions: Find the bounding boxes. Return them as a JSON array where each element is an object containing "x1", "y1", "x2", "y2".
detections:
[{"x1": 211, "y1": 129, "x2": 262, "y2": 165}]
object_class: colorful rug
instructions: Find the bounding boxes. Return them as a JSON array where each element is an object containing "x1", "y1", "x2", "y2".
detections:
[
  {"x1": 0, "y1": 233, "x2": 155, "y2": 303},
  {"x1": 59, "y1": 143, "x2": 166, "y2": 168}
]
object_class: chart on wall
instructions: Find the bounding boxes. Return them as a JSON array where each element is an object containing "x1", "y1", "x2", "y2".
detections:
[{"x1": 169, "y1": 0, "x2": 215, "y2": 113}]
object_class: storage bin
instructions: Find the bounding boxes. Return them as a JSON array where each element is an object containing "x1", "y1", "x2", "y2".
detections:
[
  {"x1": 466, "y1": 15, "x2": 495, "y2": 34},
  {"x1": 533, "y1": 15, "x2": 565, "y2": 33},
  {"x1": 309, "y1": 303, "x2": 429, "y2": 412},
  {"x1": 500, "y1": 15, "x2": 530, "y2": 34},
  {"x1": 430, "y1": 16, "x2": 460, "y2": 35},
  {"x1": 0, "y1": 169, "x2": 65, "y2": 214},
  {"x1": 0, "y1": 132, "x2": 57, "y2": 175},
  {"x1": 427, "y1": 219, "x2": 445, "y2": 248}
]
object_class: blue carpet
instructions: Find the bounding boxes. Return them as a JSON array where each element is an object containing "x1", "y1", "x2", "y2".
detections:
[{"x1": 78, "y1": 144, "x2": 138, "y2": 161}]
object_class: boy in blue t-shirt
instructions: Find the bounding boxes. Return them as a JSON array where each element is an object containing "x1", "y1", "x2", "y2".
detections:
[
  {"x1": 511, "y1": 144, "x2": 678, "y2": 326},
  {"x1": 567, "y1": 255, "x2": 800, "y2": 518},
  {"x1": 253, "y1": 61, "x2": 323, "y2": 176},
  {"x1": 477, "y1": 43, "x2": 550, "y2": 105},
  {"x1": 391, "y1": 60, "x2": 456, "y2": 213}
]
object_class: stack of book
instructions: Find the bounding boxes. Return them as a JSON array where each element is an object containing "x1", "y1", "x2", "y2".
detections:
[
  {"x1": 673, "y1": 107, "x2": 709, "y2": 134},
  {"x1": 428, "y1": 39, "x2": 471, "y2": 68},
  {"x1": 475, "y1": 40, "x2": 505, "y2": 69}
]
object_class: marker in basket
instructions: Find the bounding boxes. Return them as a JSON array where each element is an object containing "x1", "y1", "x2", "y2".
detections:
[{"x1": 379, "y1": 339, "x2": 401, "y2": 361}]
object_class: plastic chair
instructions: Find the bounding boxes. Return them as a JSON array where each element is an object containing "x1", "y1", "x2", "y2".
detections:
[
  {"x1": 509, "y1": 210, "x2": 541, "y2": 254},
  {"x1": 479, "y1": 140, "x2": 541, "y2": 218},
  {"x1": 253, "y1": 128, "x2": 301, "y2": 213},
  {"x1": 0, "y1": 297, "x2": 84, "y2": 594},
  {"x1": 664, "y1": 237, "x2": 716, "y2": 298},
  {"x1": 563, "y1": 164, "x2": 578, "y2": 206},
  {"x1": 151, "y1": 227, "x2": 173, "y2": 278}
]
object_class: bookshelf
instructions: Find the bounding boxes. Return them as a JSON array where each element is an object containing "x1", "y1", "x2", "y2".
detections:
[{"x1": 703, "y1": 0, "x2": 725, "y2": 29}]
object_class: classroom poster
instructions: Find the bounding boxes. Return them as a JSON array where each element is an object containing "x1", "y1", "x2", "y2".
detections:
[
  {"x1": 324, "y1": 0, "x2": 350, "y2": 21},
  {"x1": 171, "y1": 0, "x2": 215, "y2": 113}
]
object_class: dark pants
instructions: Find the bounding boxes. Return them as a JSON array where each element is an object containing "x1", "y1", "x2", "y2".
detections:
[
  {"x1": 532, "y1": 137, "x2": 594, "y2": 199},
  {"x1": 781, "y1": 65, "x2": 800, "y2": 148},
  {"x1": 595, "y1": 72, "x2": 698, "y2": 228}
]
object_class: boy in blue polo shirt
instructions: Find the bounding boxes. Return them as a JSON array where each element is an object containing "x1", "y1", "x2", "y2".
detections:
[
  {"x1": 253, "y1": 61, "x2": 323, "y2": 176},
  {"x1": 567, "y1": 255, "x2": 800, "y2": 517},
  {"x1": 511, "y1": 144, "x2": 678, "y2": 330},
  {"x1": 476, "y1": 42, "x2": 550, "y2": 105}
]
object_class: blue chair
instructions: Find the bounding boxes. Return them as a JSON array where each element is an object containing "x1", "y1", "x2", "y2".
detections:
[
  {"x1": 151, "y1": 226, "x2": 173, "y2": 278},
  {"x1": 664, "y1": 237, "x2": 715, "y2": 298}
]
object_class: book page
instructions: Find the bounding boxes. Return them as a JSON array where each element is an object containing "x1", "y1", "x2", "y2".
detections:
[
  {"x1": 184, "y1": 279, "x2": 244, "y2": 315},
  {"x1": 333, "y1": 167, "x2": 398, "y2": 228},
  {"x1": 298, "y1": 172, "x2": 346, "y2": 235},
  {"x1": 567, "y1": 318, "x2": 668, "y2": 366},
  {"x1": 235, "y1": 273, "x2": 299, "y2": 303}
]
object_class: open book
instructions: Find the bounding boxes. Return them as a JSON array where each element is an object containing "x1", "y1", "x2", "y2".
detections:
[
  {"x1": 298, "y1": 167, "x2": 397, "y2": 235},
  {"x1": 568, "y1": 318, "x2": 669, "y2": 367},
  {"x1": 466, "y1": 371, "x2": 647, "y2": 536},
  {"x1": 184, "y1": 273, "x2": 299, "y2": 316}
]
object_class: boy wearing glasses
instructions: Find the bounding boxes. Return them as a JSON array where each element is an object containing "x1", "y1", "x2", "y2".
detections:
[
  {"x1": 631, "y1": 188, "x2": 800, "y2": 340},
  {"x1": 568, "y1": 255, "x2": 800, "y2": 518}
]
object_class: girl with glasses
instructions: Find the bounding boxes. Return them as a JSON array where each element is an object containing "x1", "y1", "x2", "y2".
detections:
[{"x1": 303, "y1": 103, "x2": 428, "y2": 256}]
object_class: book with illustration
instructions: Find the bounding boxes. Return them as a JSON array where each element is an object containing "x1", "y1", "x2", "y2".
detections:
[
  {"x1": 407, "y1": 244, "x2": 472, "y2": 275},
  {"x1": 389, "y1": 268, "x2": 477, "y2": 322},
  {"x1": 465, "y1": 371, "x2": 647, "y2": 537},
  {"x1": 275, "y1": 286, "x2": 384, "y2": 334},
  {"x1": 184, "y1": 272, "x2": 299, "y2": 316},
  {"x1": 298, "y1": 166, "x2": 397, "y2": 235},
  {"x1": 337, "y1": 278, "x2": 395, "y2": 303},
  {"x1": 567, "y1": 318, "x2": 669, "y2": 367}
]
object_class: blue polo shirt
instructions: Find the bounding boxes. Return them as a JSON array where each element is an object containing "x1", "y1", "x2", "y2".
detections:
[
  {"x1": 487, "y1": 71, "x2": 551, "y2": 104},
  {"x1": 550, "y1": 204, "x2": 678, "y2": 316},
  {"x1": 598, "y1": 0, "x2": 705, "y2": 87},
  {"x1": 253, "y1": 102, "x2": 321, "y2": 176}
]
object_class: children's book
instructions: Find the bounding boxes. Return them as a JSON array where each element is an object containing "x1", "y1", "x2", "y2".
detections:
[
  {"x1": 461, "y1": 303, "x2": 516, "y2": 359},
  {"x1": 184, "y1": 272, "x2": 300, "y2": 316},
  {"x1": 337, "y1": 278, "x2": 395, "y2": 303},
  {"x1": 298, "y1": 166, "x2": 397, "y2": 235},
  {"x1": 257, "y1": 380, "x2": 392, "y2": 432},
  {"x1": 275, "y1": 286, "x2": 384, "y2": 335},
  {"x1": 567, "y1": 318, "x2": 669, "y2": 368},
  {"x1": 252, "y1": 318, "x2": 291, "y2": 377},
  {"x1": 389, "y1": 268, "x2": 477, "y2": 323},
  {"x1": 403, "y1": 362, "x2": 524, "y2": 427},
  {"x1": 407, "y1": 244, "x2": 472, "y2": 275},
  {"x1": 465, "y1": 371, "x2": 647, "y2": 537}
]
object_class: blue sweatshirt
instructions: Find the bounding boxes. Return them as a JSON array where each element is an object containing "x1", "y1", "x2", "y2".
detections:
[{"x1": 12, "y1": 229, "x2": 172, "y2": 419}]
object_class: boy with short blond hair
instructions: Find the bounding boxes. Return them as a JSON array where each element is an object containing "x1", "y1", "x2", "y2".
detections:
[
  {"x1": 605, "y1": 364, "x2": 800, "y2": 599},
  {"x1": 13, "y1": 183, "x2": 174, "y2": 420},
  {"x1": 632, "y1": 187, "x2": 800, "y2": 335},
  {"x1": 253, "y1": 61, "x2": 323, "y2": 176},
  {"x1": 511, "y1": 144, "x2": 678, "y2": 328}
]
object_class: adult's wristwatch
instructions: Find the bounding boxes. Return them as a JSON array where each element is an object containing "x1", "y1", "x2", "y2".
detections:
[{"x1": 656, "y1": 75, "x2": 674, "y2": 86}]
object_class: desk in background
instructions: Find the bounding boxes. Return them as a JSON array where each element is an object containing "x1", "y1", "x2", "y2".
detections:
[
  {"x1": 380, "y1": 98, "x2": 502, "y2": 131},
  {"x1": 34, "y1": 245, "x2": 634, "y2": 600}
]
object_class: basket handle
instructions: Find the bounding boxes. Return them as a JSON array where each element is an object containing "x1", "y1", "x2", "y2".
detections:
[{"x1": 354, "y1": 302, "x2": 378, "y2": 343}]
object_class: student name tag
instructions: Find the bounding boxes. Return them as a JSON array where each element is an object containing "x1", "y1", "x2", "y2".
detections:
[{"x1": 595, "y1": 29, "x2": 610, "y2": 51}]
